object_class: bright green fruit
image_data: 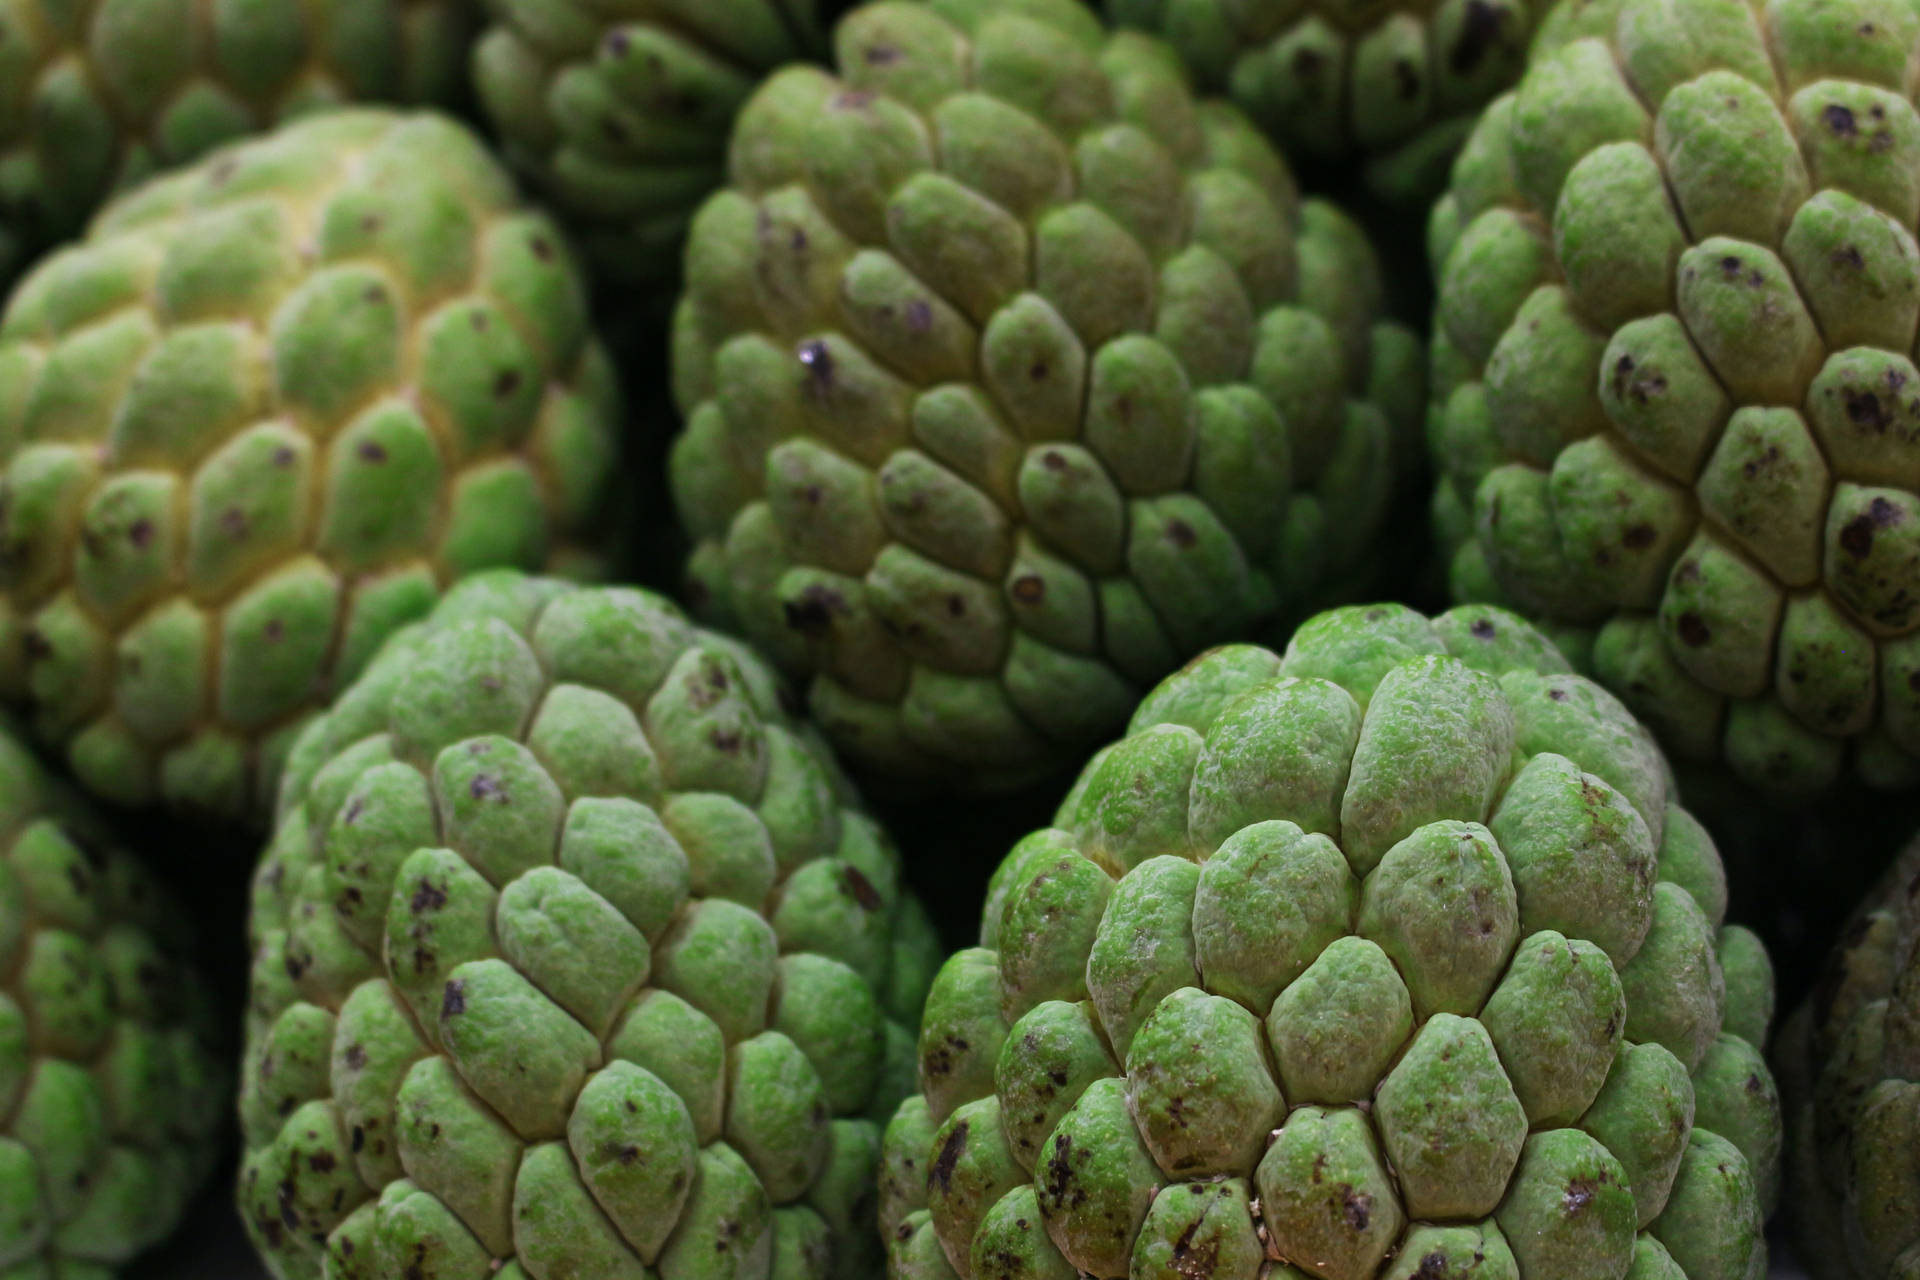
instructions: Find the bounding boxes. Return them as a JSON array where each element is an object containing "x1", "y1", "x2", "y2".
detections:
[
  {"x1": 1782, "y1": 832, "x2": 1920, "y2": 1280},
  {"x1": 0, "y1": 720, "x2": 227, "y2": 1274},
  {"x1": 473, "y1": 0, "x2": 829, "y2": 284},
  {"x1": 885, "y1": 602, "x2": 1782, "y2": 1280},
  {"x1": 0, "y1": 110, "x2": 620, "y2": 823},
  {"x1": 1106, "y1": 0, "x2": 1537, "y2": 202},
  {"x1": 1428, "y1": 0, "x2": 1920, "y2": 800},
  {"x1": 239, "y1": 570, "x2": 942, "y2": 1280},
  {"x1": 0, "y1": 0, "x2": 473, "y2": 289},
  {"x1": 671, "y1": 0, "x2": 1421, "y2": 791}
]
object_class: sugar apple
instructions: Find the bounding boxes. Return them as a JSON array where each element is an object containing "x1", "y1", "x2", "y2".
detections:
[
  {"x1": 670, "y1": 0, "x2": 1422, "y2": 792},
  {"x1": 238, "y1": 569, "x2": 944, "y2": 1280},
  {"x1": 0, "y1": 0, "x2": 472, "y2": 291},
  {"x1": 882, "y1": 601, "x2": 1783, "y2": 1280},
  {"x1": 1781, "y1": 829, "x2": 1920, "y2": 1280},
  {"x1": 0, "y1": 719, "x2": 228, "y2": 1274},
  {"x1": 1103, "y1": 0, "x2": 1536, "y2": 202},
  {"x1": 0, "y1": 109, "x2": 621, "y2": 823},
  {"x1": 1427, "y1": 0, "x2": 1920, "y2": 800},
  {"x1": 473, "y1": 0, "x2": 832, "y2": 285}
]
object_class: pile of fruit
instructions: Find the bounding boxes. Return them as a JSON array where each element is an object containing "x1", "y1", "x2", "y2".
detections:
[{"x1": 0, "y1": 0, "x2": 1912, "y2": 1277}]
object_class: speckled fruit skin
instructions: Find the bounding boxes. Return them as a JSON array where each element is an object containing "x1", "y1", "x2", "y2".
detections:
[
  {"x1": 1105, "y1": 0, "x2": 1537, "y2": 204},
  {"x1": 0, "y1": 110, "x2": 620, "y2": 824},
  {"x1": 239, "y1": 570, "x2": 942, "y2": 1280},
  {"x1": 1428, "y1": 0, "x2": 1920, "y2": 801},
  {"x1": 1780, "y1": 831, "x2": 1920, "y2": 1280},
  {"x1": 473, "y1": 0, "x2": 829, "y2": 285},
  {"x1": 883, "y1": 602, "x2": 1783, "y2": 1280},
  {"x1": 0, "y1": 0, "x2": 473, "y2": 291},
  {"x1": 671, "y1": 0, "x2": 1423, "y2": 793},
  {"x1": 0, "y1": 720, "x2": 228, "y2": 1275}
]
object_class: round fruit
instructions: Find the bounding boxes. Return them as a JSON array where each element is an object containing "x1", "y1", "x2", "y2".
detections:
[
  {"x1": 1428, "y1": 0, "x2": 1920, "y2": 799},
  {"x1": 0, "y1": 720, "x2": 227, "y2": 1274},
  {"x1": 883, "y1": 601, "x2": 1782, "y2": 1280},
  {"x1": 0, "y1": 0, "x2": 471, "y2": 289},
  {"x1": 671, "y1": 0, "x2": 1420, "y2": 791},
  {"x1": 1104, "y1": 0, "x2": 1537, "y2": 202},
  {"x1": 0, "y1": 109, "x2": 620, "y2": 822},
  {"x1": 1782, "y1": 830, "x2": 1920, "y2": 1280},
  {"x1": 473, "y1": 0, "x2": 830, "y2": 284},
  {"x1": 239, "y1": 570, "x2": 942, "y2": 1280}
]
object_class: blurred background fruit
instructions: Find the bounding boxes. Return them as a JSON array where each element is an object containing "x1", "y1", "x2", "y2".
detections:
[
  {"x1": 0, "y1": 0, "x2": 474, "y2": 291},
  {"x1": 0, "y1": 110, "x2": 620, "y2": 824}
]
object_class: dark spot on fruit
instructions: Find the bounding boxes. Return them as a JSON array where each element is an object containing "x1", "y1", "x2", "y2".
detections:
[
  {"x1": 1293, "y1": 47, "x2": 1323, "y2": 75},
  {"x1": 799, "y1": 340, "x2": 834, "y2": 395},
  {"x1": 1676, "y1": 611, "x2": 1712, "y2": 646},
  {"x1": 1342, "y1": 1189, "x2": 1372, "y2": 1230},
  {"x1": 1011, "y1": 574, "x2": 1045, "y2": 605},
  {"x1": 841, "y1": 864, "x2": 883, "y2": 911},
  {"x1": 307, "y1": 1152, "x2": 335, "y2": 1173},
  {"x1": 930, "y1": 1121, "x2": 969, "y2": 1192},
  {"x1": 273, "y1": 446, "x2": 295, "y2": 466},
  {"x1": 1832, "y1": 244, "x2": 1866, "y2": 271},
  {"x1": 128, "y1": 518, "x2": 154, "y2": 548},
  {"x1": 1030, "y1": 360, "x2": 1048, "y2": 381},
  {"x1": 344, "y1": 1043, "x2": 367, "y2": 1070},
  {"x1": 1623, "y1": 523, "x2": 1656, "y2": 549},
  {"x1": 530, "y1": 236, "x2": 554, "y2": 261},
  {"x1": 264, "y1": 619, "x2": 284, "y2": 642},
  {"x1": 1393, "y1": 60, "x2": 1421, "y2": 98},
  {"x1": 1824, "y1": 103, "x2": 1857, "y2": 136},
  {"x1": 1564, "y1": 1177, "x2": 1599, "y2": 1214},
  {"x1": 441, "y1": 980, "x2": 466, "y2": 1017},
  {"x1": 469, "y1": 773, "x2": 501, "y2": 800},
  {"x1": 1548, "y1": 685, "x2": 1569, "y2": 701},
  {"x1": 946, "y1": 594, "x2": 966, "y2": 617},
  {"x1": 350, "y1": 1126, "x2": 364, "y2": 1152},
  {"x1": 1166, "y1": 519, "x2": 1197, "y2": 549},
  {"x1": 222, "y1": 507, "x2": 249, "y2": 538},
  {"x1": 358, "y1": 440, "x2": 387, "y2": 462},
  {"x1": 1470, "y1": 616, "x2": 1497, "y2": 638},
  {"x1": 494, "y1": 369, "x2": 522, "y2": 398},
  {"x1": 865, "y1": 42, "x2": 901, "y2": 63},
  {"x1": 904, "y1": 299, "x2": 932, "y2": 332},
  {"x1": 1845, "y1": 389, "x2": 1889, "y2": 430},
  {"x1": 411, "y1": 878, "x2": 447, "y2": 913},
  {"x1": 605, "y1": 30, "x2": 629, "y2": 54}
]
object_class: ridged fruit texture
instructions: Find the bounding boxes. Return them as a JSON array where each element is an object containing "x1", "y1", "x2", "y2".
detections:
[
  {"x1": 0, "y1": 110, "x2": 620, "y2": 823},
  {"x1": 671, "y1": 0, "x2": 1421, "y2": 791},
  {"x1": 1782, "y1": 831, "x2": 1920, "y2": 1280},
  {"x1": 883, "y1": 602, "x2": 1783, "y2": 1280},
  {"x1": 0, "y1": 721, "x2": 227, "y2": 1274},
  {"x1": 239, "y1": 571, "x2": 943, "y2": 1280},
  {"x1": 1104, "y1": 0, "x2": 1536, "y2": 202},
  {"x1": 0, "y1": 0, "x2": 472, "y2": 287},
  {"x1": 473, "y1": 0, "x2": 828, "y2": 282},
  {"x1": 1428, "y1": 0, "x2": 1920, "y2": 799}
]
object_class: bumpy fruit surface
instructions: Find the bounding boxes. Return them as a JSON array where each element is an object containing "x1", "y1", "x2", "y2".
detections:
[
  {"x1": 1105, "y1": 0, "x2": 1536, "y2": 201},
  {"x1": 474, "y1": 0, "x2": 829, "y2": 283},
  {"x1": 239, "y1": 570, "x2": 943, "y2": 1280},
  {"x1": 0, "y1": 720, "x2": 227, "y2": 1274},
  {"x1": 0, "y1": 110, "x2": 620, "y2": 822},
  {"x1": 1428, "y1": 0, "x2": 1920, "y2": 799},
  {"x1": 1782, "y1": 831, "x2": 1920, "y2": 1280},
  {"x1": 884, "y1": 602, "x2": 1782, "y2": 1280},
  {"x1": 672, "y1": 0, "x2": 1420, "y2": 791},
  {"x1": 0, "y1": 0, "x2": 471, "y2": 289}
]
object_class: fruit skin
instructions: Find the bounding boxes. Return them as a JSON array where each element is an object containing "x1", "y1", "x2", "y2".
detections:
[
  {"x1": 671, "y1": 0, "x2": 1419, "y2": 792},
  {"x1": 1105, "y1": 0, "x2": 1536, "y2": 203},
  {"x1": 1781, "y1": 831, "x2": 1920, "y2": 1280},
  {"x1": 0, "y1": 0, "x2": 472, "y2": 291},
  {"x1": 473, "y1": 0, "x2": 829, "y2": 285},
  {"x1": 0, "y1": 719, "x2": 228, "y2": 1274},
  {"x1": 0, "y1": 109, "x2": 620, "y2": 823},
  {"x1": 883, "y1": 601, "x2": 1782, "y2": 1280},
  {"x1": 238, "y1": 569, "x2": 943, "y2": 1280},
  {"x1": 1427, "y1": 0, "x2": 1920, "y2": 801}
]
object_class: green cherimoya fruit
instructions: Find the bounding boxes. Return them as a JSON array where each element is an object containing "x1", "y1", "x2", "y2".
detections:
[
  {"x1": 1104, "y1": 0, "x2": 1537, "y2": 202},
  {"x1": 239, "y1": 570, "x2": 943, "y2": 1280},
  {"x1": 671, "y1": 0, "x2": 1422, "y2": 792},
  {"x1": 883, "y1": 602, "x2": 1784, "y2": 1280},
  {"x1": 473, "y1": 0, "x2": 831, "y2": 284},
  {"x1": 0, "y1": 0, "x2": 472, "y2": 290},
  {"x1": 1428, "y1": 0, "x2": 1920, "y2": 800},
  {"x1": 0, "y1": 109, "x2": 620, "y2": 823},
  {"x1": 0, "y1": 721, "x2": 228, "y2": 1274},
  {"x1": 1781, "y1": 831, "x2": 1920, "y2": 1280}
]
